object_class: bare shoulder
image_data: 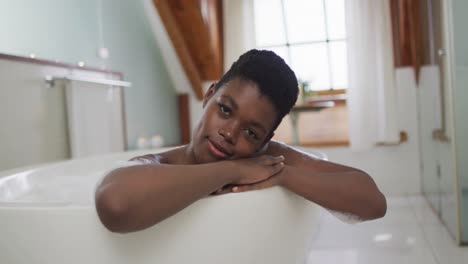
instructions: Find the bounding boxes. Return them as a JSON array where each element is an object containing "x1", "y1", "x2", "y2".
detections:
[{"x1": 129, "y1": 146, "x2": 186, "y2": 165}]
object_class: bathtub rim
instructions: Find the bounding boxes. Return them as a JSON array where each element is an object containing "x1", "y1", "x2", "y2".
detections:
[{"x1": 0, "y1": 146, "x2": 327, "y2": 208}]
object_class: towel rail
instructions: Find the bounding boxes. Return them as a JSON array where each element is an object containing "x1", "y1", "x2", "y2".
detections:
[{"x1": 45, "y1": 75, "x2": 132, "y2": 88}]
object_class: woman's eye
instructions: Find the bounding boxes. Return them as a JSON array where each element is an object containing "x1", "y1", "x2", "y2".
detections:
[
  {"x1": 218, "y1": 104, "x2": 231, "y2": 114},
  {"x1": 244, "y1": 129, "x2": 258, "y2": 139}
]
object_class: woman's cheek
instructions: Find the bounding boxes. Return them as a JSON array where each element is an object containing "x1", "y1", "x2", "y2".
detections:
[{"x1": 236, "y1": 140, "x2": 259, "y2": 157}]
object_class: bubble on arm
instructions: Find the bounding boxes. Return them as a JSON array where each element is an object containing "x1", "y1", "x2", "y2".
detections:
[
  {"x1": 129, "y1": 154, "x2": 163, "y2": 164},
  {"x1": 326, "y1": 208, "x2": 364, "y2": 224}
]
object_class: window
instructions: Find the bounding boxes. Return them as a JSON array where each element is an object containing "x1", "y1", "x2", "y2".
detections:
[{"x1": 253, "y1": 0, "x2": 347, "y2": 92}]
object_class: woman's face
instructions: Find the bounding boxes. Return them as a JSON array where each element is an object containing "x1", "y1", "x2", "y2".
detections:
[{"x1": 190, "y1": 78, "x2": 278, "y2": 163}]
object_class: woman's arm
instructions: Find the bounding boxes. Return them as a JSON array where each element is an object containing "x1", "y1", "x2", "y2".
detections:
[
  {"x1": 229, "y1": 141, "x2": 387, "y2": 221},
  {"x1": 95, "y1": 155, "x2": 284, "y2": 233},
  {"x1": 279, "y1": 165, "x2": 386, "y2": 221}
]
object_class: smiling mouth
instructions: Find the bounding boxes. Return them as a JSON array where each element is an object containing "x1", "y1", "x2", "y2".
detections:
[{"x1": 207, "y1": 139, "x2": 231, "y2": 159}]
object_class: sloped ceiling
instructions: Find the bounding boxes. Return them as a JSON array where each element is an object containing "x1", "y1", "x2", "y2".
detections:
[{"x1": 153, "y1": 0, "x2": 223, "y2": 100}]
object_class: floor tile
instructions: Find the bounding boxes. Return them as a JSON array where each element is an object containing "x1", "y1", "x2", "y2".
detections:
[
  {"x1": 407, "y1": 195, "x2": 440, "y2": 224},
  {"x1": 422, "y1": 224, "x2": 468, "y2": 264},
  {"x1": 311, "y1": 219, "x2": 428, "y2": 249},
  {"x1": 306, "y1": 247, "x2": 438, "y2": 264}
]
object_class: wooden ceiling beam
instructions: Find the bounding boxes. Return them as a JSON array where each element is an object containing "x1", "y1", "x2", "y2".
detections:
[
  {"x1": 153, "y1": 0, "x2": 204, "y2": 100},
  {"x1": 167, "y1": 0, "x2": 223, "y2": 80}
]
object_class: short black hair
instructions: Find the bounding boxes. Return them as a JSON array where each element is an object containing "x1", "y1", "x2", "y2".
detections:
[{"x1": 215, "y1": 49, "x2": 298, "y2": 131}]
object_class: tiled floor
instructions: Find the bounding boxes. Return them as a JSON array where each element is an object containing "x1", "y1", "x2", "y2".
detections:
[{"x1": 306, "y1": 195, "x2": 468, "y2": 264}]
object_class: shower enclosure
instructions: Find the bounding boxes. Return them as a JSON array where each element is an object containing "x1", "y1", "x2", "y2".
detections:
[{"x1": 418, "y1": 0, "x2": 468, "y2": 245}]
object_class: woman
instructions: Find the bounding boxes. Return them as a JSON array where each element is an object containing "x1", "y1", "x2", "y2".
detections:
[{"x1": 95, "y1": 49, "x2": 387, "y2": 233}]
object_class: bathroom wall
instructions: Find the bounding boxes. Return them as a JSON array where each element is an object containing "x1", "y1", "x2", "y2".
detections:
[
  {"x1": 0, "y1": 0, "x2": 179, "y2": 148},
  {"x1": 314, "y1": 67, "x2": 422, "y2": 196}
]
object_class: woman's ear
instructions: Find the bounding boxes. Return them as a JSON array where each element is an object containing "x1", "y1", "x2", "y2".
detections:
[{"x1": 202, "y1": 82, "x2": 217, "y2": 108}]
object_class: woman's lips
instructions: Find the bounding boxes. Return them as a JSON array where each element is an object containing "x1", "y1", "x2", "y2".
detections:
[{"x1": 207, "y1": 140, "x2": 231, "y2": 159}]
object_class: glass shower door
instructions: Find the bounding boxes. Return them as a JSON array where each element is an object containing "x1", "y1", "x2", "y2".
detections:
[
  {"x1": 418, "y1": 0, "x2": 461, "y2": 243},
  {"x1": 451, "y1": 0, "x2": 468, "y2": 244}
]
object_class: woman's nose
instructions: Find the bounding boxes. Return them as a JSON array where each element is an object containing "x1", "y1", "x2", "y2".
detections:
[{"x1": 218, "y1": 127, "x2": 236, "y2": 144}]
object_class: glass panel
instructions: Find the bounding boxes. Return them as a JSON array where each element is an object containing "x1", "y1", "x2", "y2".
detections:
[
  {"x1": 290, "y1": 43, "x2": 330, "y2": 90},
  {"x1": 329, "y1": 41, "x2": 347, "y2": 89},
  {"x1": 265, "y1": 46, "x2": 290, "y2": 65},
  {"x1": 325, "y1": 0, "x2": 346, "y2": 39},
  {"x1": 254, "y1": 0, "x2": 287, "y2": 46},
  {"x1": 454, "y1": 67, "x2": 468, "y2": 243},
  {"x1": 453, "y1": 0, "x2": 468, "y2": 243},
  {"x1": 283, "y1": 0, "x2": 326, "y2": 43}
]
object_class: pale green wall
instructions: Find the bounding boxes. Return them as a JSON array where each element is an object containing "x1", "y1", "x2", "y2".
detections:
[
  {"x1": 0, "y1": 0, "x2": 99, "y2": 64},
  {"x1": 0, "y1": 0, "x2": 179, "y2": 148}
]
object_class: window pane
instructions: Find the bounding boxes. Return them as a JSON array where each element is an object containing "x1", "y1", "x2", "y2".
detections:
[
  {"x1": 283, "y1": 0, "x2": 326, "y2": 43},
  {"x1": 265, "y1": 46, "x2": 289, "y2": 64},
  {"x1": 329, "y1": 41, "x2": 348, "y2": 89},
  {"x1": 326, "y1": 0, "x2": 346, "y2": 39},
  {"x1": 254, "y1": 0, "x2": 287, "y2": 46},
  {"x1": 290, "y1": 43, "x2": 330, "y2": 90}
]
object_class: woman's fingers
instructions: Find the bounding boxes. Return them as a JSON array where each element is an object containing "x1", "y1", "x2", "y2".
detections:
[
  {"x1": 233, "y1": 174, "x2": 280, "y2": 193},
  {"x1": 261, "y1": 155, "x2": 284, "y2": 165},
  {"x1": 211, "y1": 185, "x2": 234, "y2": 195},
  {"x1": 269, "y1": 162, "x2": 284, "y2": 174},
  {"x1": 233, "y1": 180, "x2": 269, "y2": 193}
]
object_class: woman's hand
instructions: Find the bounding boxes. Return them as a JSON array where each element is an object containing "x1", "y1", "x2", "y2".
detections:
[
  {"x1": 230, "y1": 155, "x2": 285, "y2": 185},
  {"x1": 211, "y1": 157, "x2": 286, "y2": 195},
  {"x1": 213, "y1": 174, "x2": 283, "y2": 195}
]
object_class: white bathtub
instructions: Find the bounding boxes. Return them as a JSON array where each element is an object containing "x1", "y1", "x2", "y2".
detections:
[{"x1": 0, "y1": 148, "x2": 323, "y2": 264}]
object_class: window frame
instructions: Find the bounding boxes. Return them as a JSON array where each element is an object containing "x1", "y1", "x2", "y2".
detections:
[{"x1": 254, "y1": 0, "x2": 348, "y2": 93}]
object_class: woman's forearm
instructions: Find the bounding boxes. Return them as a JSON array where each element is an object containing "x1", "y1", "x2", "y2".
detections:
[
  {"x1": 95, "y1": 162, "x2": 236, "y2": 233},
  {"x1": 279, "y1": 165, "x2": 387, "y2": 220}
]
